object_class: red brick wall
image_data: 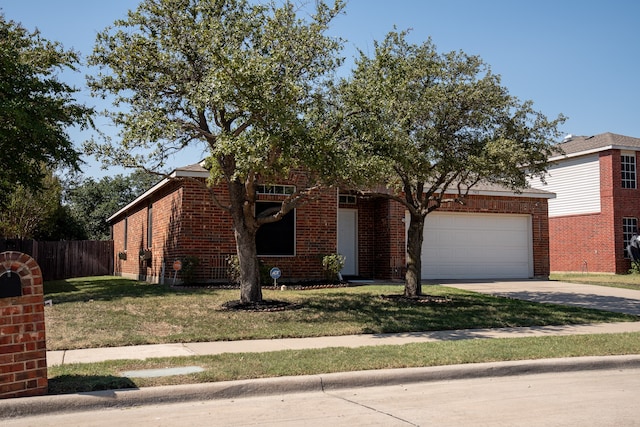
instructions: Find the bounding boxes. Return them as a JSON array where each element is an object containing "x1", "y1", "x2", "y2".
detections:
[
  {"x1": 612, "y1": 150, "x2": 640, "y2": 272},
  {"x1": 112, "y1": 174, "x2": 338, "y2": 283},
  {"x1": 354, "y1": 194, "x2": 550, "y2": 279},
  {"x1": 349, "y1": 198, "x2": 406, "y2": 280},
  {"x1": 112, "y1": 173, "x2": 551, "y2": 282},
  {"x1": 0, "y1": 252, "x2": 47, "y2": 399},
  {"x1": 549, "y1": 150, "x2": 640, "y2": 274}
]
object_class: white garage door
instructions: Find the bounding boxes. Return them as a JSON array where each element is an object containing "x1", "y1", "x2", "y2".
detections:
[{"x1": 419, "y1": 212, "x2": 532, "y2": 279}]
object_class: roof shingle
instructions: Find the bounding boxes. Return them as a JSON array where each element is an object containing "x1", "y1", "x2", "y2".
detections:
[{"x1": 553, "y1": 132, "x2": 640, "y2": 157}]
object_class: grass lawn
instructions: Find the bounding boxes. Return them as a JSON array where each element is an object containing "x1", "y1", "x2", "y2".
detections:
[
  {"x1": 48, "y1": 332, "x2": 640, "y2": 394},
  {"x1": 550, "y1": 272, "x2": 640, "y2": 290},
  {"x1": 43, "y1": 275, "x2": 640, "y2": 394},
  {"x1": 44, "y1": 276, "x2": 638, "y2": 351}
]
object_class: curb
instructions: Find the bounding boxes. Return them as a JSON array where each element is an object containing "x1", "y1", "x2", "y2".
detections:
[{"x1": 2, "y1": 354, "x2": 640, "y2": 419}]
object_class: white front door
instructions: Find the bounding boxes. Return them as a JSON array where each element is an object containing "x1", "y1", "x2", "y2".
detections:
[{"x1": 338, "y1": 209, "x2": 358, "y2": 275}]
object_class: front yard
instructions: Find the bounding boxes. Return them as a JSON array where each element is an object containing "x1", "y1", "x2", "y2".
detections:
[{"x1": 44, "y1": 276, "x2": 638, "y2": 351}]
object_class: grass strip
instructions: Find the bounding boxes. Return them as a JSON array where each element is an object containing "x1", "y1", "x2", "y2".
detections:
[
  {"x1": 550, "y1": 273, "x2": 640, "y2": 291},
  {"x1": 48, "y1": 331, "x2": 640, "y2": 394}
]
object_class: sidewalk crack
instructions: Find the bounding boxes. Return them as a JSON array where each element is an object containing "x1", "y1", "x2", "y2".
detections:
[{"x1": 327, "y1": 392, "x2": 419, "y2": 426}]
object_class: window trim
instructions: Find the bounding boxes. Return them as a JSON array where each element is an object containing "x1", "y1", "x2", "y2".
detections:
[
  {"x1": 339, "y1": 194, "x2": 357, "y2": 204},
  {"x1": 623, "y1": 217, "x2": 638, "y2": 258},
  {"x1": 257, "y1": 184, "x2": 296, "y2": 196},
  {"x1": 621, "y1": 151, "x2": 636, "y2": 189}
]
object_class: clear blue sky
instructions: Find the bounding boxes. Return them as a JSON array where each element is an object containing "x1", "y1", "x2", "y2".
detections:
[{"x1": 2, "y1": 0, "x2": 640, "y2": 178}]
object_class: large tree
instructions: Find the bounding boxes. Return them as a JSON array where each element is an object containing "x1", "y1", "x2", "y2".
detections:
[
  {"x1": 86, "y1": 0, "x2": 344, "y2": 302},
  {"x1": 0, "y1": 15, "x2": 92, "y2": 206},
  {"x1": 337, "y1": 31, "x2": 565, "y2": 297},
  {"x1": 0, "y1": 167, "x2": 66, "y2": 239},
  {"x1": 65, "y1": 170, "x2": 159, "y2": 240}
]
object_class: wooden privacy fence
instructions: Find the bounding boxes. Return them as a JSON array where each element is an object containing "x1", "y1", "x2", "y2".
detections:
[{"x1": 0, "y1": 239, "x2": 113, "y2": 281}]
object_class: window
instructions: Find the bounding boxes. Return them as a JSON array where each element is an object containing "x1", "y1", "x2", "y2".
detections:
[
  {"x1": 256, "y1": 202, "x2": 295, "y2": 256},
  {"x1": 147, "y1": 204, "x2": 153, "y2": 248},
  {"x1": 621, "y1": 153, "x2": 636, "y2": 189},
  {"x1": 339, "y1": 194, "x2": 357, "y2": 204},
  {"x1": 123, "y1": 216, "x2": 128, "y2": 251},
  {"x1": 257, "y1": 184, "x2": 295, "y2": 195},
  {"x1": 623, "y1": 217, "x2": 638, "y2": 257}
]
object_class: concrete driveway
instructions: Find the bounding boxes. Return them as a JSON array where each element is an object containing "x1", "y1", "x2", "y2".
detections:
[{"x1": 436, "y1": 280, "x2": 640, "y2": 316}]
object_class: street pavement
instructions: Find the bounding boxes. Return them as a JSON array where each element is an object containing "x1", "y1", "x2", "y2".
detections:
[
  {"x1": 2, "y1": 280, "x2": 640, "y2": 421},
  {"x1": 5, "y1": 366, "x2": 640, "y2": 426}
]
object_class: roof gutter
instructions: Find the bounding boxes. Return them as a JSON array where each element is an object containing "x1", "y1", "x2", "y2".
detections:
[{"x1": 465, "y1": 188, "x2": 556, "y2": 199}]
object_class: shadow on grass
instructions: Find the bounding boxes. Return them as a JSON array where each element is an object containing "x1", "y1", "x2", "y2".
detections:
[
  {"x1": 491, "y1": 291, "x2": 640, "y2": 316},
  {"x1": 48, "y1": 375, "x2": 138, "y2": 395},
  {"x1": 299, "y1": 290, "x2": 638, "y2": 334},
  {"x1": 44, "y1": 276, "x2": 216, "y2": 304}
]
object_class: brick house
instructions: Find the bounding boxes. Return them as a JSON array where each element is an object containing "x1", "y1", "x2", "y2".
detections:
[
  {"x1": 529, "y1": 132, "x2": 640, "y2": 274},
  {"x1": 108, "y1": 163, "x2": 553, "y2": 283}
]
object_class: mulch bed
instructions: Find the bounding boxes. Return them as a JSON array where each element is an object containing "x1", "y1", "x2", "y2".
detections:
[
  {"x1": 380, "y1": 294, "x2": 453, "y2": 305},
  {"x1": 178, "y1": 281, "x2": 453, "y2": 311},
  {"x1": 221, "y1": 299, "x2": 301, "y2": 312},
  {"x1": 173, "y1": 280, "x2": 351, "y2": 291}
]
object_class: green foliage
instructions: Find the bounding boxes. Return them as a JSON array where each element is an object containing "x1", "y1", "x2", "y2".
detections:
[
  {"x1": 322, "y1": 253, "x2": 345, "y2": 280},
  {"x1": 227, "y1": 254, "x2": 273, "y2": 285},
  {"x1": 0, "y1": 167, "x2": 85, "y2": 240},
  {"x1": 337, "y1": 30, "x2": 565, "y2": 201},
  {"x1": 180, "y1": 255, "x2": 200, "y2": 284},
  {"x1": 259, "y1": 260, "x2": 274, "y2": 285},
  {"x1": 64, "y1": 170, "x2": 159, "y2": 240},
  {"x1": 0, "y1": 15, "x2": 92, "y2": 206},
  {"x1": 226, "y1": 255, "x2": 240, "y2": 284},
  {"x1": 628, "y1": 262, "x2": 640, "y2": 275},
  {"x1": 85, "y1": 0, "x2": 346, "y2": 302},
  {"x1": 335, "y1": 31, "x2": 565, "y2": 295},
  {"x1": 86, "y1": 0, "x2": 344, "y2": 182}
]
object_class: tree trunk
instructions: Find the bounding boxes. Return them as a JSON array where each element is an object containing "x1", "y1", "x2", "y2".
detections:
[
  {"x1": 404, "y1": 211, "x2": 425, "y2": 297},
  {"x1": 234, "y1": 223, "x2": 262, "y2": 303},
  {"x1": 227, "y1": 180, "x2": 262, "y2": 303}
]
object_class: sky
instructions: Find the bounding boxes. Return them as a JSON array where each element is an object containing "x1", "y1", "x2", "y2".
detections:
[{"x1": 2, "y1": 0, "x2": 640, "y2": 179}]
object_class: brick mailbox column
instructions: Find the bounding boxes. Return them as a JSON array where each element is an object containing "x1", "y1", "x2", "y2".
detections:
[{"x1": 0, "y1": 251, "x2": 47, "y2": 398}]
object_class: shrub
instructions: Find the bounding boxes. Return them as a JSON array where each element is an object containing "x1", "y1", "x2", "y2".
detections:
[
  {"x1": 180, "y1": 255, "x2": 200, "y2": 284},
  {"x1": 227, "y1": 255, "x2": 240, "y2": 284},
  {"x1": 322, "y1": 254, "x2": 345, "y2": 281},
  {"x1": 226, "y1": 255, "x2": 272, "y2": 285}
]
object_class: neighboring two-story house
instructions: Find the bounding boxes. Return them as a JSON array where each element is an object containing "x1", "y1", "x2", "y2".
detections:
[
  {"x1": 529, "y1": 132, "x2": 640, "y2": 274},
  {"x1": 108, "y1": 163, "x2": 553, "y2": 284}
]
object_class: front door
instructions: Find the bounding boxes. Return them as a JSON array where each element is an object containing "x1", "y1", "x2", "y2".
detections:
[{"x1": 338, "y1": 209, "x2": 358, "y2": 276}]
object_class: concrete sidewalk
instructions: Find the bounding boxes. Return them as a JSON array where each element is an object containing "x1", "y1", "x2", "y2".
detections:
[
  {"x1": 48, "y1": 280, "x2": 640, "y2": 366},
  {"x1": 3, "y1": 280, "x2": 640, "y2": 419},
  {"x1": 48, "y1": 321, "x2": 640, "y2": 366},
  {"x1": 448, "y1": 280, "x2": 640, "y2": 315}
]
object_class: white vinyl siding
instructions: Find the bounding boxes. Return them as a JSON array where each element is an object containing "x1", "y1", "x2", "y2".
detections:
[{"x1": 530, "y1": 154, "x2": 601, "y2": 217}]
